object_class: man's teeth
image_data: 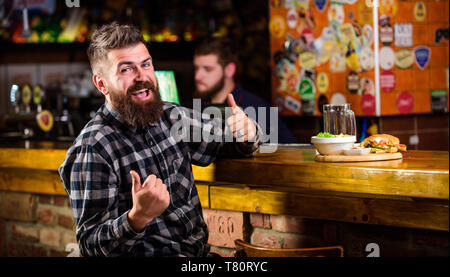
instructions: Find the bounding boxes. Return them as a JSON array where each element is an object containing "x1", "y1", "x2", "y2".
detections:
[{"x1": 131, "y1": 89, "x2": 148, "y2": 95}]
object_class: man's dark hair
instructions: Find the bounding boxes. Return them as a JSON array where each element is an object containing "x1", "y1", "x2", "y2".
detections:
[
  {"x1": 194, "y1": 36, "x2": 239, "y2": 68},
  {"x1": 87, "y1": 21, "x2": 146, "y2": 73}
]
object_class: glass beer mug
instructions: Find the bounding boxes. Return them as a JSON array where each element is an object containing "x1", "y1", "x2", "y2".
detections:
[{"x1": 322, "y1": 104, "x2": 356, "y2": 138}]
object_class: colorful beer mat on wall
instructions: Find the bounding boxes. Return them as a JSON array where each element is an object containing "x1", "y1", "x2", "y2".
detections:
[
  {"x1": 299, "y1": 51, "x2": 316, "y2": 69},
  {"x1": 397, "y1": 91, "x2": 414, "y2": 115},
  {"x1": 285, "y1": 95, "x2": 301, "y2": 114},
  {"x1": 300, "y1": 29, "x2": 316, "y2": 51},
  {"x1": 301, "y1": 98, "x2": 316, "y2": 115},
  {"x1": 298, "y1": 78, "x2": 316, "y2": 100},
  {"x1": 357, "y1": 0, "x2": 373, "y2": 25},
  {"x1": 338, "y1": 23, "x2": 357, "y2": 46},
  {"x1": 347, "y1": 10, "x2": 355, "y2": 21},
  {"x1": 379, "y1": 46, "x2": 395, "y2": 70},
  {"x1": 394, "y1": 23, "x2": 412, "y2": 47},
  {"x1": 286, "y1": 9, "x2": 298, "y2": 29},
  {"x1": 395, "y1": 49, "x2": 414, "y2": 69},
  {"x1": 314, "y1": 0, "x2": 328, "y2": 11},
  {"x1": 361, "y1": 93, "x2": 376, "y2": 115},
  {"x1": 380, "y1": 70, "x2": 396, "y2": 92},
  {"x1": 359, "y1": 77, "x2": 375, "y2": 96},
  {"x1": 431, "y1": 90, "x2": 448, "y2": 113},
  {"x1": 379, "y1": 20, "x2": 394, "y2": 46},
  {"x1": 300, "y1": 68, "x2": 316, "y2": 82},
  {"x1": 435, "y1": 28, "x2": 449, "y2": 44},
  {"x1": 36, "y1": 110, "x2": 54, "y2": 132},
  {"x1": 286, "y1": 71, "x2": 299, "y2": 93},
  {"x1": 414, "y1": 1, "x2": 426, "y2": 22},
  {"x1": 317, "y1": 72, "x2": 329, "y2": 93},
  {"x1": 414, "y1": 46, "x2": 431, "y2": 70},
  {"x1": 379, "y1": 0, "x2": 398, "y2": 17},
  {"x1": 269, "y1": 15, "x2": 286, "y2": 38},
  {"x1": 328, "y1": 3, "x2": 345, "y2": 24},
  {"x1": 275, "y1": 58, "x2": 296, "y2": 92},
  {"x1": 360, "y1": 47, "x2": 375, "y2": 71},
  {"x1": 362, "y1": 24, "x2": 374, "y2": 46},
  {"x1": 345, "y1": 51, "x2": 361, "y2": 72},
  {"x1": 330, "y1": 92, "x2": 347, "y2": 104},
  {"x1": 330, "y1": 51, "x2": 347, "y2": 72},
  {"x1": 347, "y1": 71, "x2": 360, "y2": 94}
]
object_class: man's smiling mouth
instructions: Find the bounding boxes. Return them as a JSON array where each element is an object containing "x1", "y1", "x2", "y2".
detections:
[
  {"x1": 130, "y1": 88, "x2": 151, "y2": 100},
  {"x1": 131, "y1": 88, "x2": 148, "y2": 96}
]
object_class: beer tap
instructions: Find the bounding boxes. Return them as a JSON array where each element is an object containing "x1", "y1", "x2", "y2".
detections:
[
  {"x1": 10, "y1": 84, "x2": 20, "y2": 113},
  {"x1": 33, "y1": 85, "x2": 43, "y2": 113},
  {"x1": 22, "y1": 84, "x2": 32, "y2": 113}
]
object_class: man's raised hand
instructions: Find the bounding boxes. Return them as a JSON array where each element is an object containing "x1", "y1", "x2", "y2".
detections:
[
  {"x1": 128, "y1": 170, "x2": 170, "y2": 232},
  {"x1": 226, "y1": 93, "x2": 257, "y2": 142}
]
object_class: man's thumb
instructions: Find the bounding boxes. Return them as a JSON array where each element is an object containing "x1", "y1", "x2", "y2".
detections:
[
  {"x1": 130, "y1": 170, "x2": 142, "y2": 193},
  {"x1": 227, "y1": 93, "x2": 237, "y2": 109}
]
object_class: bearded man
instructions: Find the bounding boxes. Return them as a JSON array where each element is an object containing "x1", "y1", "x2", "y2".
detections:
[{"x1": 58, "y1": 22, "x2": 260, "y2": 257}]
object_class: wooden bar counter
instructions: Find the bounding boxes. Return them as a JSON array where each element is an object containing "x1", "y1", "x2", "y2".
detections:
[{"x1": 0, "y1": 144, "x2": 448, "y2": 232}]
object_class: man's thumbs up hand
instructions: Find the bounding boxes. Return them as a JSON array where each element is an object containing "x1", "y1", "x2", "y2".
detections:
[
  {"x1": 226, "y1": 93, "x2": 257, "y2": 142},
  {"x1": 227, "y1": 93, "x2": 238, "y2": 113},
  {"x1": 128, "y1": 170, "x2": 170, "y2": 232}
]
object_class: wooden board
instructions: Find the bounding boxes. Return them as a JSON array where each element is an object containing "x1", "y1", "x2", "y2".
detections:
[{"x1": 315, "y1": 152, "x2": 403, "y2": 162}]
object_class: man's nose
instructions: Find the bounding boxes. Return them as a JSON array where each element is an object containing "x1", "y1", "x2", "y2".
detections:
[
  {"x1": 195, "y1": 69, "x2": 204, "y2": 82},
  {"x1": 134, "y1": 66, "x2": 148, "y2": 82}
]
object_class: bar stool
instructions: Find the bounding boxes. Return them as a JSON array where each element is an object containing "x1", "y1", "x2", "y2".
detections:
[{"x1": 234, "y1": 239, "x2": 344, "y2": 257}]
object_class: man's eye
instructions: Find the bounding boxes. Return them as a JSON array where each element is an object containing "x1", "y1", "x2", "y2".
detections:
[
  {"x1": 121, "y1": 67, "x2": 131, "y2": 73},
  {"x1": 142, "y1": 63, "x2": 151, "y2": 68}
]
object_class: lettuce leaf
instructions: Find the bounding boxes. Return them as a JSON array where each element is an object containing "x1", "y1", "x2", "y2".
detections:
[{"x1": 317, "y1": 132, "x2": 336, "y2": 138}]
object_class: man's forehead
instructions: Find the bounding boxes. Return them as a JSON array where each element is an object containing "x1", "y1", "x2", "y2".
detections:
[
  {"x1": 194, "y1": 54, "x2": 220, "y2": 65},
  {"x1": 107, "y1": 43, "x2": 151, "y2": 65}
]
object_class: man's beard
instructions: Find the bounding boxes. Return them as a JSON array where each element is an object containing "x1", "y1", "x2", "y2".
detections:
[
  {"x1": 194, "y1": 75, "x2": 225, "y2": 103},
  {"x1": 109, "y1": 80, "x2": 163, "y2": 128}
]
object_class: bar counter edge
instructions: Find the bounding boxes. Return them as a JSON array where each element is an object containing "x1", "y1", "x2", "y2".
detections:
[{"x1": 0, "y1": 147, "x2": 448, "y2": 232}]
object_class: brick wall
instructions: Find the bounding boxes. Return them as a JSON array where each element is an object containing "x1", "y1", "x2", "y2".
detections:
[
  {"x1": 1, "y1": 191, "x2": 448, "y2": 257},
  {"x1": 0, "y1": 191, "x2": 76, "y2": 257},
  {"x1": 379, "y1": 114, "x2": 449, "y2": 151},
  {"x1": 204, "y1": 209, "x2": 449, "y2": 257}
]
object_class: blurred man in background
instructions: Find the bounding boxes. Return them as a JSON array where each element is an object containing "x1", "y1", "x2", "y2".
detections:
[{"x1": 193, "y1": 37, "x2": 296, "y2": 144}]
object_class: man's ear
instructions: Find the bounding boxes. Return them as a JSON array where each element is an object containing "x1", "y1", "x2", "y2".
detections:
[
  {"x1": 92, "y1": 73, "x2": 108, "y2": 96},
  {"x1": 224, "y1": 62, "x2": 236, "y2": 79}
]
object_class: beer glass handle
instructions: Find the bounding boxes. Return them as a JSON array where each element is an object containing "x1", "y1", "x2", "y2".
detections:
[{"x1": 347, "y1": 110, "x2": 357, "y2": 137}]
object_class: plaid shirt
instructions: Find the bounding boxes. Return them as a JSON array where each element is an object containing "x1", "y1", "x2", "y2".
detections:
[{"x1": 58, "y1": 101, "x2": 260, "y2": 257}]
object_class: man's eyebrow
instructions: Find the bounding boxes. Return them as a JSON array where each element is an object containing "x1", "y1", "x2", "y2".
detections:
[
  {"x1": 117, "y1": 57, "x2": 152, "y2": 68},
  {"x1": 141, "y1": 57, "x2": 152, "y2": 63}
]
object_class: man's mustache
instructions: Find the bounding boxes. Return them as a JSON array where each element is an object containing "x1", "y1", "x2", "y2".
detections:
[{"x1": 127, "y1": 81, "x2": 157, "y2": 95}]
